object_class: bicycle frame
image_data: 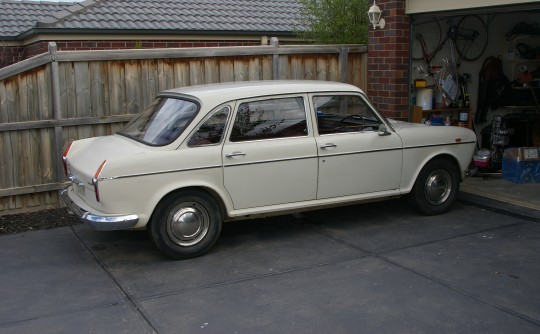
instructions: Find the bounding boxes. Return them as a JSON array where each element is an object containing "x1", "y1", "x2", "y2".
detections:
[
  {"x1": 417, "y1": 21, "x2": 459, "y2": 76},
  {"x1": 415, "y1": 16, "x2": 486, "y2": 77}
]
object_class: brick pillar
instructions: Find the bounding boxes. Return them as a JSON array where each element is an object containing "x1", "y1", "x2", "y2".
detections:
[{"x1": 367, "y1": 0, "x2": 410, "y2": 120}]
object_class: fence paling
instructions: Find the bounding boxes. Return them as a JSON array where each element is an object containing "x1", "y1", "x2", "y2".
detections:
[{"x1": 0, "y1": 42, "x2": 367, "y2": 214}]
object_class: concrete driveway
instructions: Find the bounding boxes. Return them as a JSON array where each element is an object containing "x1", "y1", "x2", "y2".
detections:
[{"x1": 1, "y1": 197, "x2": 539, "y2": 333}]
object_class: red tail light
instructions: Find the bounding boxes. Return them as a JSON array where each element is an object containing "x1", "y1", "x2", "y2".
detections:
[
  {"x1": 92, "y1": 160, "x2": 107, "y2": 202},
  {"x1": 62, "y1": 142, "x2": 73, "y2": 176}
]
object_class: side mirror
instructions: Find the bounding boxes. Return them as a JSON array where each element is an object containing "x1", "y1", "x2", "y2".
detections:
[{"x1": 378, "y1": 124, "x2": 391, "y2": 136}]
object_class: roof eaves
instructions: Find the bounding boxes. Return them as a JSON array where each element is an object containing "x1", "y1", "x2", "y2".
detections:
[{"x1": 18, "y1": 27, "x2": 297, "y2": 39}]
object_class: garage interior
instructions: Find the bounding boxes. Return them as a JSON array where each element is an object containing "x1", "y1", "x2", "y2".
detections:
[{"x1": 408, "y1": 0, "x2": 540, "y2": 210}]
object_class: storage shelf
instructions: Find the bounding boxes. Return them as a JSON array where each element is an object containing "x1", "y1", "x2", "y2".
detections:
[
  {"x1": 508, "y1": 34, "x2": 540, "y2": 41},
  {"x1": 503, "y1": 105, "x2": 539, "y2": 109},
  {"x1": 511, "y1": 86, "x2": 540, "y2": 90},
  {"x1": 410, "y1": 106, "x2": 472, "y2": 128},
  {"x1": 505, "y1": 58, "x2": 540, "y2": 63}
]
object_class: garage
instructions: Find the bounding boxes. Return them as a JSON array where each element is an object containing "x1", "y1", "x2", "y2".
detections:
[{"x1": 406, "y1": 0, "x2": 540, "y2": 206}]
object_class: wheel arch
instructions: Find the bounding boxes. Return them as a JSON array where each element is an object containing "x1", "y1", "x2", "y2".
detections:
[
  {"x1": 402, "y1": 153, "x2": 462, "y2": 194},
  {"x1": 407, "y1": 153, "x2": 461, "y2": 215},
  {"x1": 148, "y1": 186, "x2": 227, "y2": 228},
  {"x1": 427, "y1": 154, "x2": 461, "y2": 174}
]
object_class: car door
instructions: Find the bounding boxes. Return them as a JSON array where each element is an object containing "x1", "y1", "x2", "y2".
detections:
[
  {"x1": 222, "y1": 95, "x2": 318, "y2": 210},
  {"x1": 312, "y1": 93, "x2": 403, "y2": 200}
]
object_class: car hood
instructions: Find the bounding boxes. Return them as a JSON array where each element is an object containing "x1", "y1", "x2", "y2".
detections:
[
  {"x1": 66, "y1": 135, "x2": 151, "y2": 183},
  {"x1": 386, "y1": 118, "x2": 424, "y2": 130},
  {"x1": 388, "y1": 119, "x2": 477, "y2": 146}
]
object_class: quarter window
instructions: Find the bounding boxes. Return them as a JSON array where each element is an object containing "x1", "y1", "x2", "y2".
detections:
[
  {"x1": 230, "y1": 97, "x2": 307, "y2": 142},
  {"x1": 313, "y1": 95, "x2": 381, "y2": 135}
]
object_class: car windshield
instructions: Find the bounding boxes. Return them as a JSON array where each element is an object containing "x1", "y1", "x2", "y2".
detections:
[{"x1": 119, "y1": 97, "x2": 199, "y2": 146}]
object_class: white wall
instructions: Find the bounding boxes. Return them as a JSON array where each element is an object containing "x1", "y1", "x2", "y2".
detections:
[{"x1": 406, "y1": 0, "x2": 540, "y2": 14}]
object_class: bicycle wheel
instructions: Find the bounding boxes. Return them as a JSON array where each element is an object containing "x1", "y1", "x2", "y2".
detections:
[
  {"x1": 455, "y1": 15, "x2": 488, "y2": 61},
  {"x1": 411, "y1": 17, "x2": 442, "y2": 61}
]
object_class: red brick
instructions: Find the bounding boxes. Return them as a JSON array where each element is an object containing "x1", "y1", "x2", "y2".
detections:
[
  {"x1": 367, "y1": 0, "x2": 410, "y2": 115},
  {"x1": 66, "y1": 42, "x2": 82, "y2": 48}
]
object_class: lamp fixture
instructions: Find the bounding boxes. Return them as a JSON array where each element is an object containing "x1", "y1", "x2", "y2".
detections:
[{"x1": 367, "y1": 1, "x2": 385, "y2": 29}]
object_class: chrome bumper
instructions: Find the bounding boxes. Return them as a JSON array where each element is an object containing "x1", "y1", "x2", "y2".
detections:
[{"x1": 60, "y1": 188, "x2": 139, "y2": 231}]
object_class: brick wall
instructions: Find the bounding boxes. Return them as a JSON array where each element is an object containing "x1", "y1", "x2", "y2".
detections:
[
  {"x1": 0, "y1": 46, "x2": 25, "y2": 68},
  {"x1": 367, "y1": 0, "x2": 410, "y2": 120}
]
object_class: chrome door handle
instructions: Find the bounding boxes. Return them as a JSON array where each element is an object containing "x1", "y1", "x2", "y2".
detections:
[
  {"x1": 320, "y1": 143, "x2": 337, "y2": 149},
  {"x1": 225, "y1": 152, "x2": 247, "y2": 158}
]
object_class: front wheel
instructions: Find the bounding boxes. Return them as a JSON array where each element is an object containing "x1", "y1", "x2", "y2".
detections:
[
  {"x1": 456, "y1": 15, "x2": 488, "y2": 61},
  {"x1": 409, "y1": 159, "x2": 460, "y2": 215},
  {"x1": 150, "y1": 190, "x2": 222, "y2": 259}
]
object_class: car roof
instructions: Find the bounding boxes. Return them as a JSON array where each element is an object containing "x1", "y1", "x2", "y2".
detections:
[{"x1": 160, "y1": 80, "x2": 364, "y2": 103}]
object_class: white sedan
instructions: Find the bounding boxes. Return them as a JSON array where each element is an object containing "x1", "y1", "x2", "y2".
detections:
[{"x1": 61, "y1": 81, "x2": 476, "y2": 259}]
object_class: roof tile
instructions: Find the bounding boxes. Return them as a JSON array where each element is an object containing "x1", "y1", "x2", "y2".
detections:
[{"x1": 1, "y1": 0, "x2": 301, "y2": 38}]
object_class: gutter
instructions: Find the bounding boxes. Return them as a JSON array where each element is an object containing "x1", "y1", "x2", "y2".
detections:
[{"x1": 16, "y1": 28, "x2": 298, "y2": 41}]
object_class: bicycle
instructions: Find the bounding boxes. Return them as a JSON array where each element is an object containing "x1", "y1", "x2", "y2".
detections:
[{"x1": 412, "y1": 15, "x2": 488, "y2": 76}]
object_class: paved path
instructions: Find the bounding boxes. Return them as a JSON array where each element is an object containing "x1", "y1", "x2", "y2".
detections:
[{"x1": 1, "y1": 198, "x2": 539, "y2": 333}]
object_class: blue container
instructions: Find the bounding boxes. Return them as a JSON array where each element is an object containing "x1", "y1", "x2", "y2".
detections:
[
  {"x1": 430, "y1": 114, "x2": 445, "y2": 126},
  {"x1": 502, "y1": 147, "x2": 540, "y2": 184}
]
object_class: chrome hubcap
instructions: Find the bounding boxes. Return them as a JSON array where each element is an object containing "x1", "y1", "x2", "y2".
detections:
[
  {"x1": 166, "y1": 202, "x2": 210, "y2": 247},
  {"x1": 424, "y1": 169, "x2": 452, "y2": 205}
]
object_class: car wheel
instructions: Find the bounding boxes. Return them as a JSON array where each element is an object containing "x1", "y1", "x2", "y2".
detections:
[
  {"x1": 409, "y1": 158, "x2": 459, "y2": 215},
  {"x1": 150, "y1": 190, "x2": 222, "y2": 259}
]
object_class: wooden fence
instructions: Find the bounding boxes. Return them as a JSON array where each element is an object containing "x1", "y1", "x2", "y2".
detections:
[{"x1": 0, "y1": 40, "x2": 367, "y2": 214}]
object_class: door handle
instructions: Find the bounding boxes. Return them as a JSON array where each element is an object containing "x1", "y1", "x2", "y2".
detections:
[
  {"x1": 320, "y1": 143, "x2": 337, "y2": 149},
  {"x1": 225, "y1": 151, "x2": 247, "y2": 158}
]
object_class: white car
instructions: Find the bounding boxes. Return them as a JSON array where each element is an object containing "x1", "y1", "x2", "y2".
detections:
[{"x1": 61, "y1": 81, "x2": 476, "y2": 259}]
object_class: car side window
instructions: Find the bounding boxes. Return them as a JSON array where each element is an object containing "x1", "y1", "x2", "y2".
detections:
[
  {"x1": 313, "y1": 95, "x2": 381, "y2": 135},
  {"x1": 230, "y1": 97, "x2": 307, "y2": 142},
  {"x1": 188, "y1": 106, "x2": 231, "y2": 147}
]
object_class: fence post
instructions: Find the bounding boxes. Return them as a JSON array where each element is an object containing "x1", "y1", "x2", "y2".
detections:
[
  {"x1": 271, "y1": 37, "x2": 280, "y2": 80},
  {"x1": 48, "y1": 42, "x2": 64, "y2": 185},
  {"x1": 339, "y1": 46, "x2": 349, "y2": 83}
]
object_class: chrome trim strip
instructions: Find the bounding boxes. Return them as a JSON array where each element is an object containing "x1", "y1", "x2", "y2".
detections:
[
  {"x1": 98, "y1": 164, "x2": 223, "y2": 181},
  {"x1": 94, "y1": 141, "x2": 475, "y2": 180},
  {"x1": 223, "y1": 155, "x2": 318, "y2": 168},
  {"x1": 60, "y1": 188, "x2": 139, "y2": 231},
  {"x1": 68, "y1": 175, "x2": 85, "y2": 186},
  {"x1": 317, "y1": 147, "x2": 402, "y2": 159},
  {"x1": 403, "y1": 141, "x2": 476, "y2": 150},
  {"x1": 229, "y1": 134, "x2": 309, "y2": 144}
]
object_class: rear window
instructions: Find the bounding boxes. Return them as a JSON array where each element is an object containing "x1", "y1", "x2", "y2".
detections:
[{"x1": 119, "y1": 97, "x2": 199, "y2": 146}]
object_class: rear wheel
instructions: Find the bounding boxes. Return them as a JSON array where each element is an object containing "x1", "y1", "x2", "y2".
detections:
[
  {"x1": 150, "y1": 190, "x2": 222, "y2": 259},
  {"x1": 409, "y1": 159, "x2": 460, "y2": 215}
]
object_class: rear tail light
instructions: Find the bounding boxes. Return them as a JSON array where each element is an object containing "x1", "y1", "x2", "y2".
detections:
[
  {"x1": 92, "y1": 160, "x2": 107, "y2": 202},
  {"x1": 62, "y1": 142, "x2": 73, "y2": 176}
]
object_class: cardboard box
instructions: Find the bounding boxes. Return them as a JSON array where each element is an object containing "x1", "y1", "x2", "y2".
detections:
[{"x1": 502, "y1": 147, "x2": 540, "y2": 183}]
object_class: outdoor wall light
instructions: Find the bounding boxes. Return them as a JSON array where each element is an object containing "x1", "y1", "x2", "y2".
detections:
[{"x1": 367, "y1": 1, "x2": 385, "y2": 29}]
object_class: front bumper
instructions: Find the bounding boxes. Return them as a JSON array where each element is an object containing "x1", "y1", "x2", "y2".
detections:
[{"x1": 60, "y1": 188, "x2": 139, "y2": 231}]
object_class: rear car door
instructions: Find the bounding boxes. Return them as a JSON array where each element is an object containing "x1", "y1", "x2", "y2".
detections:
[{"x1": 222, "y1": 95, "x2": 318, "y2": 210}]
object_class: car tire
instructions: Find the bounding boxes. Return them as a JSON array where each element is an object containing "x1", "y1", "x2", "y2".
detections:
[
  {"x1": 409, "y1": 158, "x2": 460, "y2": 215},
  {"x1": 150, "y1": 190, "x2": 222, "y2": 259}
]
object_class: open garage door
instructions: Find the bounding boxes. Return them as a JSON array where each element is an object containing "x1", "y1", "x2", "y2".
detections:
[
  {"x1": 407, "y1": 0, "x2": 540, "y2": 15},
  {"x1": 408, "y1": 0, "x2": 540, "y2": 180}
]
